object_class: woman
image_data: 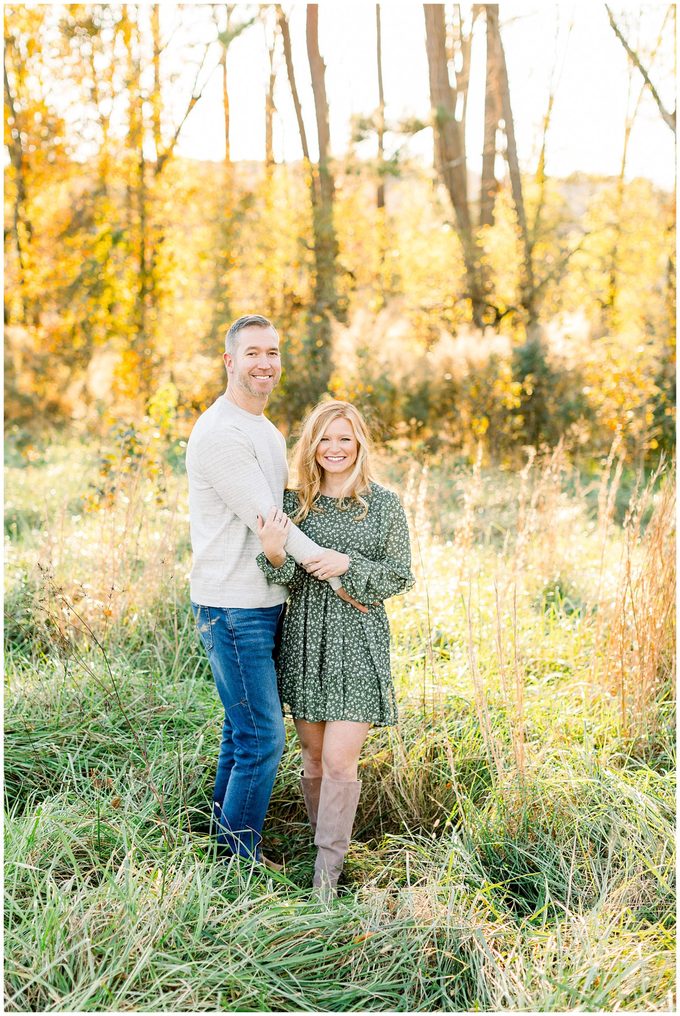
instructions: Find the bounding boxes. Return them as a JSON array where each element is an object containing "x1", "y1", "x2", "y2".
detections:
[{"x1": 256, "y1": 400, "x2": 414, "y2": 895}]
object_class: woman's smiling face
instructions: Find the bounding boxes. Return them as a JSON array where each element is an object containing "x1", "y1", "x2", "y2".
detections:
[{"x1": 315, "y1": 416, "x2": 359, "y2": 479}]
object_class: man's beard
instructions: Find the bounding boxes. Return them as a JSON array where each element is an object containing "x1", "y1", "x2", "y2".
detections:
[{"x1": 235, "y1": 371, "x2": 276, "y2": 398}]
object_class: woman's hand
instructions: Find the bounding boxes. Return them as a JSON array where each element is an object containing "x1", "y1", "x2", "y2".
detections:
[
  {"x1": 335, "y1": 587, "x2": 369, "y2": 614},
  {"x1": 302, "y1": 550, "x2": 350, "y2": 580},
  {"x1": 257, "y1": 506, "x2": 290, "y2": 567}
]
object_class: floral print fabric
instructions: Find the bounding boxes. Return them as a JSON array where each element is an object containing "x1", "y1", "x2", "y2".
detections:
[{"x1": 256, "y1": 482, "x2": 414, "y2": 726}]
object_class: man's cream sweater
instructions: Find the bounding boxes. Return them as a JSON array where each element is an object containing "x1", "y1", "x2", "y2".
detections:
[{"x1": 186, "y1": 395, "x2": 336, "y2": 608}]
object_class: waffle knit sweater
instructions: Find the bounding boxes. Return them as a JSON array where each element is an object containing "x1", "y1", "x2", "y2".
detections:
[{"x1": 186, "y1": 395, "x2": 339, "y2": 608}]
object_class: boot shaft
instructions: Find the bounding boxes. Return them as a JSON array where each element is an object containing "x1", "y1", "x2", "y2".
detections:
[
  {"x1": 313, "y1": 776, "x2": 362, "y2": 891},
  {"x1": 299, "y1": 773, "x2": 322, "y2": 834}
]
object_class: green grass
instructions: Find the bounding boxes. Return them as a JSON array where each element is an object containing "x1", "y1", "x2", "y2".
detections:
[{"x1": 3, "y1": 437, "x2": 676, "y2": 1011}]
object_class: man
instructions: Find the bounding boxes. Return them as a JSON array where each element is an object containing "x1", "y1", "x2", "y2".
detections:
[{"x1": 186, "y1": 314, "x2": 360, "y2": 864}]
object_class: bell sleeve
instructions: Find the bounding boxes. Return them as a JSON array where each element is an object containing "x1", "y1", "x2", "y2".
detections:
[
  {"x1": 256, "y1": 551, "x2": 305, "y2": 591},
  {"x1": 256, "y1": 488, "x2": 306, "y2": 591},
  {"x1": 340, "y1": 493, "x2": 415, "y2": 605}
]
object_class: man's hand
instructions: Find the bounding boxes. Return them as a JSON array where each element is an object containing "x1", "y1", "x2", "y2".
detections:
[
  {"x1": 303, "y1": 549, "x2": 349, "y2": 580},
  {"x1": 335, "y1": 587, "x2": 369, "y2": 614},
  {"x1": 302, "y1": 550, "x2": 367, "y2": 612},
  {"x1": 256, "y1": 506, "x2": 290, "y2": 567}
]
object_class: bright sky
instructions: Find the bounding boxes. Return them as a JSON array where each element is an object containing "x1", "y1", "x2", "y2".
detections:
[{"x1": 174, "y1": 2, "x2": 676, "y2": 190}]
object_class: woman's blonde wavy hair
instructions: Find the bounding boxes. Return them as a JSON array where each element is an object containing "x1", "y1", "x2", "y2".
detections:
[{"x1": 290, "y1": 400, "x2": 376, "y2": 522}]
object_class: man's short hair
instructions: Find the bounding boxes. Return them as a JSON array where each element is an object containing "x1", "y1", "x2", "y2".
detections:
[{"x1": 225, "y1": 315, "x2": 278, "y2": 355}]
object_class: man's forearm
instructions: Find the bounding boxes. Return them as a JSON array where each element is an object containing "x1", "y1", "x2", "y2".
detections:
[
  {"x1": 284, "y1": 526, "x2": 341, "y2": 589},
  {"x1": 197, "y1": 432, "x2": 341, "y2": 589}
]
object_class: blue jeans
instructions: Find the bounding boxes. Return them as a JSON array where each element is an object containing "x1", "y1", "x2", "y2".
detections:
[{"x1": 192, "y1": 602, "x2": 285, "y2": 859}]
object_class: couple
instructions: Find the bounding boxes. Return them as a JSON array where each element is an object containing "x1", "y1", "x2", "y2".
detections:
[{"x1": 186, "y1": 314, "x2": 414, "y2": 895}]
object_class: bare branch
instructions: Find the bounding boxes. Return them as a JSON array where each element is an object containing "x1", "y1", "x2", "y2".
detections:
[
  {"x1": 155, "y1": 44, "x2": 219, "y2": 175},
  {"x1": 533, "y1": 235, "x2": 587, "y2": 296},
  {"x1": 277, "y1": 4, "x2": 312, "y2": 163},
  {"x1": 605, "y1": 4, "x2": 675, "y2": 133}
]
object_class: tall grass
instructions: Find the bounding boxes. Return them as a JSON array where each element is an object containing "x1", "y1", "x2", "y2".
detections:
[
  {"x1": 4, "y1": 435, "x2": 676, "y2": 1011},
  {"x1": 602, "y1": 468, "x2": 676, "y2": 736}
]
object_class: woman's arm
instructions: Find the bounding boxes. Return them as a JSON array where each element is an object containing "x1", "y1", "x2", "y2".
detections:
[
  {"x1": 256, "y1": 493, "x2": 372, "y2": 611},
  {"x1": 257, "y1": 506, "x2": 289, "y2": 567},
  {"x1": 256, "y1": 551, "x2": 305, "y2": 590},
  {"x1": 256, "y1": 501, "x2": 305, "y2": 589},
  {"x1": 339, "y1": 495, "x2": 415, "y2": 605}
]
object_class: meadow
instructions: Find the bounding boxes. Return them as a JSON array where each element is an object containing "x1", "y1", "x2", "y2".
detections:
[{"x1": 3, "y1": 431, "x2": 676, "y2": 1012}]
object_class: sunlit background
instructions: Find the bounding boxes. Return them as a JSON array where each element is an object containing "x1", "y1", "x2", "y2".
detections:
[
  {"x1": 178, "y1": 3, "x2": 675, "y2": 186},
  {"x1": 4, "y1": 6, "x2": 676, "y2": 1012},
  {"x1": 4, "y1": 2, "x2": 675, "y2": 460}
]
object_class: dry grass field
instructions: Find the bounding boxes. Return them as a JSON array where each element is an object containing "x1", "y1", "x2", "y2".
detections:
[{"x1": 4, "y1": 434, "x2": 675, "y2": 1011}]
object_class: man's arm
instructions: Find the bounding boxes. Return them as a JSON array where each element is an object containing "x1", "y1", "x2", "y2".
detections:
[{"x1": 194, "y1": 428, "x2": 342, "y2": 589}]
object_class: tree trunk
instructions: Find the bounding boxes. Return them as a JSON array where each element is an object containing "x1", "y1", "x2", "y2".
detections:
[
  {"x1": 489, "y1": 7, "x2": 537, "y2": 329},
  {"x1": 277, "y1": 6, "x2": 312, "y2": 166},
  {"x1": 151, "y1": 5, "x2": 162, "y2": 160},
  {"x1": 480, "y1": 5, "x2": 500, "y2": 227},
  {"x1": 122, "y1": 9, "x2": 153, "y2": 399},
  {"x1": 265, "y1": 29, "x2": 276, "y2": 170},
  {"x1": 453, "y1": 5, "x2": 475, "y2": 136},
  {"x1": 423, "y1": 3, "x2": 486, "y2": 327},
  {"x1": 306, "y1": 5, "x2": 333, "y2": 208},
  {"x1": 374, "y1": 3, "x2": 390, "y2": 308},
  {"x1": 305, "y1": 5, "x2": 342, "y2": 396},
  {"x1": 138, "y1": 140, "x2": 150, "y2": 364},
  {"x1": 221, "y1": 7, "x2": 231, "y2": 163},
  {"x1": 277, "y1": 5, "x2": 342, "y2": 403},
  {"x1": 3, "y1": 62, "x2": 33, "y2": 323},
  {"x1": 376, "y1": 4, "x2": 386, "y2": 210}
]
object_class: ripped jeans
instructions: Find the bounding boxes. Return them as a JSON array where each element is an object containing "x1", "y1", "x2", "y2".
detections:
[{"x1": 192, "y1": 602, "x2": 286, "y2": 859}]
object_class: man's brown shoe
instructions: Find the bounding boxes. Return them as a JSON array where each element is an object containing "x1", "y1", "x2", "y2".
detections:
[{"x1": 261, "y1": 854, "x2": 284, "y2": 873}]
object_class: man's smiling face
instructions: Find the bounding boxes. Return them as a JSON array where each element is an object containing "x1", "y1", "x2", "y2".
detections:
[{"x1": 224, "y1": 325, "x2": 282, "y2": 400}]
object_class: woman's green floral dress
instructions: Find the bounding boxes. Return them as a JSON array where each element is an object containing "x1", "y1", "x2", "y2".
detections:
[{"x1": 256, "y1": 482, "x2": 414, "y2": 726}]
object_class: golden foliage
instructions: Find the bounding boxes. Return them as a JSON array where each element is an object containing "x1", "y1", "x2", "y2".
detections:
[{"x1": 3, "y1": 8, "x2": 674, "y2": 466}]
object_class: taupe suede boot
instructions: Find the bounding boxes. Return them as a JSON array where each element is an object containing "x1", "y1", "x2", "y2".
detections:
[
  {"x1": 313, "y1": 776, "x2": 362, "y2": 898},
  {"x1": 299, "y1": 773, "x2": 322, "y2": 835}
]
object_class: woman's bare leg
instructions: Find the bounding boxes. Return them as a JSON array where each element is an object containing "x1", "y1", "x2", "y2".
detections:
[
  {"x1": 320, "y1": 721, "x2": 371, "y2": 781},
  {"x1": 294, "y1": 719, "x2": 325, "y2": 778}
]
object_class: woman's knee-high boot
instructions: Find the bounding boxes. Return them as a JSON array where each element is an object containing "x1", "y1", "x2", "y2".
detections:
[
  {"x1": 299, "y1": 773, "x2": 322, "y2": 835},
  {"x1": 313, "y1": 776, "x2": 362, "y2": 898}
]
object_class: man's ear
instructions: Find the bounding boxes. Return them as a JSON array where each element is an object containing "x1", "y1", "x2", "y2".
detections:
[{"x1": 223, "y1": 351, "x2": 232, "y2": 374}]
